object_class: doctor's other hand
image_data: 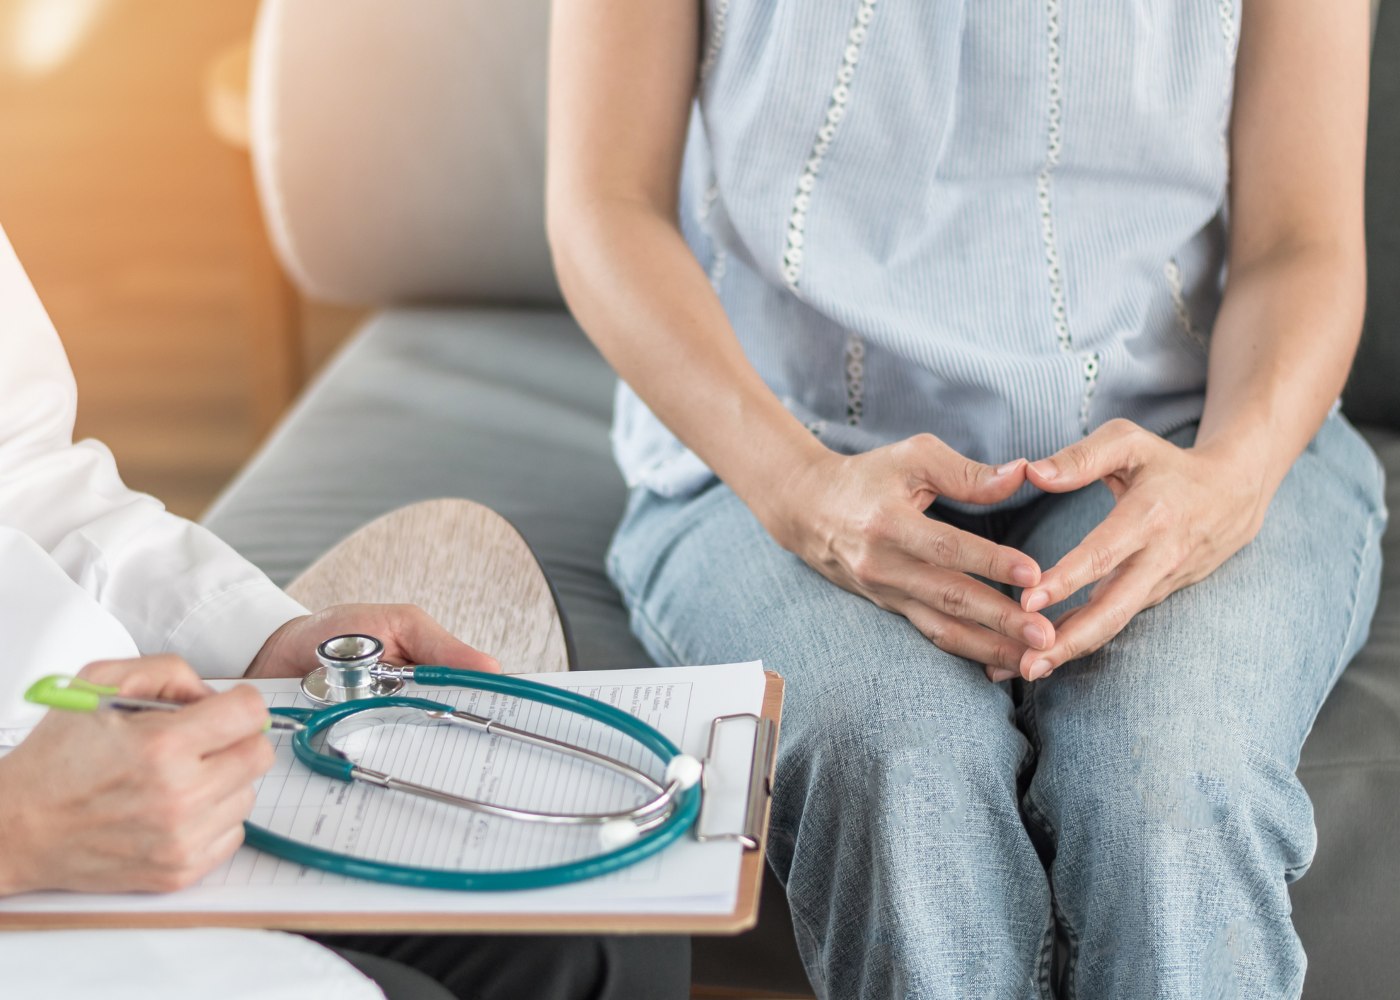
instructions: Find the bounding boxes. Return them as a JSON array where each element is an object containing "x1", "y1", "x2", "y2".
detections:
[
  {"x1": 1014, "y1": 418, "x2": 1269, "y2": 681},
  {"x1": 245, "y1": 603, "x2": 501, "y2": 679},
  {"x1": 0, "y1": 655, "x2": 273, "y2": 896},
  {"x1": 764, "y1": 433, "x2": 1055, "y2": 675}
]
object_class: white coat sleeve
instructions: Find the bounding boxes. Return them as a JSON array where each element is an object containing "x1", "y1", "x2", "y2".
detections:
[{"x1": 0, "y1": 225, "x2": 307, "y2": 678}]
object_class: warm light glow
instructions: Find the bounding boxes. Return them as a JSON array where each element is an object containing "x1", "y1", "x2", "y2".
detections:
[{"x1": 7, "y1": 0, "x2": 110, "y2": 76}]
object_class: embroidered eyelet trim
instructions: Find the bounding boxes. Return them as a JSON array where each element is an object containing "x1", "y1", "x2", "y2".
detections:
[
  {"x1": 1036, "y1": 0, "x2": 1091, "y2": 435},
  {"x1": 1216, "y1": 0, "x2": 1238, "y2": 170},
  {"x1": 1037, "y1": 0, "x2": 1070, "y2": 354},
  {"x1": 782, "y1": 0, "x2": 878, "y2": 293},
  {"x1": 1078, "y1": 351, "x2": 1100, "y2": 435},
  {"x1": 844, "y1": 334, "x2": 865, "y2": 426},
  {"x1": 699, "y1": 182, "x2": 720, "y2": 223},
  {"x1": 699, "y1": 182, "x2": 728, "y2": 292},
  {"x1": 782, "y1": 394, "x2": 829, "y2": 439},
  {"x1": 699, "y1": 0, "x2": 731, "y2": 81},
  {"x1": 1216, "y1": 0, "x2": 1238, "y2": 53},
  {"x1": 1164, "y1": 259, "x2": 1206, "y2": 349},
  {"x1": 708, "y1": 249, "x2": 728, "y2": 293}
]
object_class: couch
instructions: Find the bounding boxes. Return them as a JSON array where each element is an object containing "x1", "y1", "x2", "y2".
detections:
[{"x1": 204, "y1": 1, "x2": 1400, "y2": 995}]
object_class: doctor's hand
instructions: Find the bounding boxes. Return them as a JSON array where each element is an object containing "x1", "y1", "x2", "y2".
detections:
[
  {"x1": 1011, "y1": 418, "x2": 1270, "y2": 681},
  {"x1": 245, "y1": 603, "x2": 501, "y2": 679},
  {"x1": 0, "y1": 655, "x2": 274, "y2": 896},
  {"x1": 765, "y1": 433, "x2": 1055, "y2": 675}
]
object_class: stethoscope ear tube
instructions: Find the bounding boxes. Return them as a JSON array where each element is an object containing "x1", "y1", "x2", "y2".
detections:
[
  {"x1": 242, "y1": 784, "x2": 700, "y2": 891},
  {"x1": 279, "y1": 697, "x2": 451, "y2": 782}
]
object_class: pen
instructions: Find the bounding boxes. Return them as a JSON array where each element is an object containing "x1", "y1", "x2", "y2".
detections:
[{"x1": 22, "y1": 674, "x2": 307, "y2": 733}]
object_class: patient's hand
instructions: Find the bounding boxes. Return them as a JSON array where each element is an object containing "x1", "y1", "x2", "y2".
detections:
[
  {"x1": 245, "y1": 603, "x2": 501, "y2": 679},
  {"x1": 1015, "y1": 418, "x2": 1268, "y2": 681},
  {"x1": 769, "y1": 433, "x2": 1054, "y2": 676},
  {"x1": 0, "y1": 656, "x2": 274, "y2": 895}
]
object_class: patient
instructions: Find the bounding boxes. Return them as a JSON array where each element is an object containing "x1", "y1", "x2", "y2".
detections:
[
  {"x1": 0, "y1": 225, "x2": 688, "y2": 1000},
  {"x1": 547, "y1": 0, "x2": 1384, "y2": 996}
]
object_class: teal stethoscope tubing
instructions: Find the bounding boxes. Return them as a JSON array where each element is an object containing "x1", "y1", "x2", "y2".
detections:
[{"x1": 242, "y1": 666, "x2": 701, "y2": 891}]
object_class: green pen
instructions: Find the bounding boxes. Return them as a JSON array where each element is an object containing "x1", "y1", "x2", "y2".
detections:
[{"x1": 23, "y1": 674, "x2": 306, "y2": 733}]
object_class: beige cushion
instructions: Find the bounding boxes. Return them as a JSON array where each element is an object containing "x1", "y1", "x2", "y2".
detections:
[{"x1": 248, "y1": 0, "x2": 559, "y2": 306}]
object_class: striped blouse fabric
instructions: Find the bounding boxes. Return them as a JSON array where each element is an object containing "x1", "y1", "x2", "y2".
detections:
[{"x1": 613, "y1": 0, "x2": 1240, "y2": 509}]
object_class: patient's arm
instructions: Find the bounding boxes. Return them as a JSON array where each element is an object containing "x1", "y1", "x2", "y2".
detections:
[
  {"x1": 545, "y1": 1, "x2": 809, "y2": 521},
  {"x1": 545, "y1": 0, "x2": 1052, "y2": 673},
  {"x1": 1011, "y1": 0, "x2": 1372, "y2": 681}
]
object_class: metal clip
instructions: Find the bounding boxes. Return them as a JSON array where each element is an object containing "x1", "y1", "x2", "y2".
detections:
[{"x1": 694, "y1": 712, "x2": 778, "y2": 850}]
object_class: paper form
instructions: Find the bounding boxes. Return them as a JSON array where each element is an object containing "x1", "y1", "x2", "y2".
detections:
[{"x1": 0, "y1": 662, "x2": 768, "y2": 918}]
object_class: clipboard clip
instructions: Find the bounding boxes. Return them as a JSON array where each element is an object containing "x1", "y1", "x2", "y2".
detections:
[{"x1": 694, "y1": 712, "x2": 778, "y2": 851}]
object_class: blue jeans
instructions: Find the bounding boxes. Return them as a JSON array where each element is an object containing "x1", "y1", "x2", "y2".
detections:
[{"x1": 606, "y1": 413, "x2": 1387, "y2": 999}]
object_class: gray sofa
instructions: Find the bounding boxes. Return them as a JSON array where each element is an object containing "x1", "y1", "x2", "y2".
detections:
[{"x1": 206, "y1": 1, "x2": 1400, "y2": 995}]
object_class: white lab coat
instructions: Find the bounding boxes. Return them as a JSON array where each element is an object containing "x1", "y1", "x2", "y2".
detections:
[{"x1": 0, "y1": 227, "x2": 385, "y2": 998}]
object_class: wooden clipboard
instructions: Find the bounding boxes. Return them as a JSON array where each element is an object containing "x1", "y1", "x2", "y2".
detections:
[{"x1": 0, "y1": 671, "x2": 784, "y2": 936}]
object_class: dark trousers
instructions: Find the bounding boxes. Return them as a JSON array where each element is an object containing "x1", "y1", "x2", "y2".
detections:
[{"x1": 319, "y1": 933, "x2": 691, "y2": 1000}]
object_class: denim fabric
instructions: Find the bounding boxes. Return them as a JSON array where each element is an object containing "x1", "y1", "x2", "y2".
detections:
[{"x1": 606, "y1": 412, "x2": 1387, "y2": 999}]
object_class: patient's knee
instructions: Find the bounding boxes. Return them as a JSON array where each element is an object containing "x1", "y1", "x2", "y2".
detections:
[
  {"x1": 1040, "y1": 717, "x2": 1314, "y2": 881},
  {"x1": 797, "y1": 676, "x2": 1020, "y2": 837}
]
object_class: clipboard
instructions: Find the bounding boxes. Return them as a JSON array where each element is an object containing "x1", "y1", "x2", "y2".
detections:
[{"x1": 0, "y1": 671, "x2": 784, "y2": 936}]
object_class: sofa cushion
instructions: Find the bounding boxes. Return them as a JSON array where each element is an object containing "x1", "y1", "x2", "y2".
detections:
[{"x1": 205, "y1": 309, "x2": 1399, "y2": 996}]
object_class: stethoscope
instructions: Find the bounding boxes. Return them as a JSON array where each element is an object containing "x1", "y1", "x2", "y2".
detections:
[{"x1": 243, "y1": 634, "x2": 703, "y2": 891}]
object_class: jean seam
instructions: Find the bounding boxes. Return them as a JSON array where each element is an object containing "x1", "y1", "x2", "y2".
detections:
[
  {"x1": 1047, "y1": 875, "x2": 1081, "y2": 1000},
  {"x1": 784, "y1": 896, "x2": 831, "y2": 1000},
  {"x1": 1016, "y1": 688, "x2": 1067, "y2": 1000},
  {"x1": 604, "y1": 546, "x2": 635, "y2": 610},
  {"x1": 605, "y1": 511, "x2": 693, "y2": 669},
  {"x1": 1327, "y1": 511, "x2": 1385, "y2": 692},
  {"x1": 1020, "y1": 786, "x2": 1075, "y2": 1000},
  {"x1": 625, "y1": 599, "x2": 689, "y2": 668}
]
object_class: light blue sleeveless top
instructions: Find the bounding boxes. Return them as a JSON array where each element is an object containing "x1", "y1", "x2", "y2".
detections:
[{"x1": 613, "y1": 0, "x2": 1241, "y2": 507}]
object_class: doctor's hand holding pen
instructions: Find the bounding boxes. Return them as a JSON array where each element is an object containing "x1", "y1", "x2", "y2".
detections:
[
  {"x1": 0, "y1": 655, "x2": 274, "y2": 896},
  {"x1": 0, "y1": 604, "x2": 500, "y2": 897}
]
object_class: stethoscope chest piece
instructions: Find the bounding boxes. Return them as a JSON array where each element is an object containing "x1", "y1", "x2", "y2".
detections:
[{"x1": 300, "y1": 633, "x2": 406, "y2": 706}]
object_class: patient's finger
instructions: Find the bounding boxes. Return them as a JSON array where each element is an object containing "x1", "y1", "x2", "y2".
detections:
[
  {"x1": 1019, "y1": 555, "x2": 1164, "y2": 680},
  {"x1": 899, "y1": 601, "x2": 1028, "y2": 674},
  {"x1": 893, "y1": 564, "x2": 1055, "y2": 649},
  {"x1": 902, "y1": 516, "x2": 1041, "y2": 589},
  {"x1": 1021, "y1": 502, "x2": 1149, "y2": 613}
]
